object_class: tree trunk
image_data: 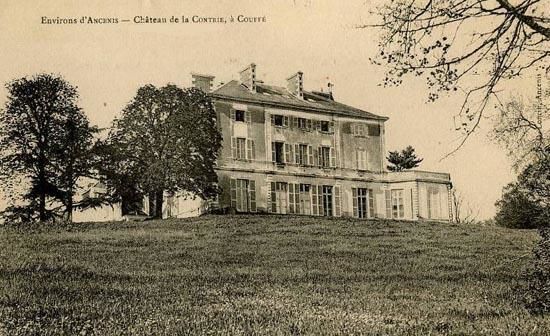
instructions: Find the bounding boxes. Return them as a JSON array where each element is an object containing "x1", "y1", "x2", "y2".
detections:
[
  {"x1": 38, "y1": 166, "x2": 46, "y2": 222},
  {"x1": 148, "y1": 191, "x2": 156, "y2": 217},
  {"x1": 66, "y1": 191, "x2": 73, "y2": 222},
  {"x1": 154, "y1": 190, "x2": 164, "y2": 219}
]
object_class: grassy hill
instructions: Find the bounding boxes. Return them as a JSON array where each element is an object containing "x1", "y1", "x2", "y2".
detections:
[{"x1": 0, "y1": 215, "x2": 547, "y2": 335}]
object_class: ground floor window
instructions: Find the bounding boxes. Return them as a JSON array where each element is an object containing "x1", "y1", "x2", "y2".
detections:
[
  {"x1": 270, "y1": 182, "x2": 288, "y2": 214},
  {"x1": 352, "y1": 188, "x2": 375, "y2": 219},
  {"x1": 230, "y1": 178, "x2": 256, "y2": 212},
  {"x1": 299, "y1": 184, "x2": 311, "y2": 215},
  {"x1": 385, "y1": 189, "x2": 404, "y2": 219},
  {"x1": 427, "y1": 187, "x2": 441, "y2": 219}
]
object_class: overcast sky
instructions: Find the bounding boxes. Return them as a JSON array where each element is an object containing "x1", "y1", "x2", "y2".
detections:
[{"x1": 1, "y1": 0, "x2": 540, "y2": 219}]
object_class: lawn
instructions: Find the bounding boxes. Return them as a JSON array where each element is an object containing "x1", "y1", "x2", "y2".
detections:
[{"x1": 0, "y1": 215, "x2": 547, "y2": 335}]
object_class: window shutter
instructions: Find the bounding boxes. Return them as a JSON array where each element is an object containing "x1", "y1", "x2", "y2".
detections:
[
  {"x1": 270, "y1": 182, "x2": 276, "y2": 213},
  {"x1": 271, "y1": 142, "x2": 276, "y2": 162},
  {"x1": 330, "y1": 147, "x2": 336, "y2": 168},
  {"x1": 385, "y1": 190, "x2": 392, "y2": 219},
  {"x1": 231, "y1": 137, "x2": 237, "y2": 158},
  {"x1": 334, "y1": 186, "x2": 341, "y2": 217},
  {"x1": 294, "y1": 144, "x2": 300, "y2": 164},
  {"x1": 355, "y1": 150, "x2": 359, "y2": 169},
  {"x1": 246, "y1": 139, "x2": 252, "y2": 160},
  {"x1": 251, "y1": 140, "x2": 256, "y2": 160},
  {"x1": 246, "y1": 110, "x2": 251, "y2": 123},
  {"x1": 308, "y1": 145, "x2": 314, "y2": 166},
  {"x1": 368, "y1": 189, "x2": 375, "y2": 218},
  {"x1": 329, "y1": 121, "x2": 334, "y2": 134},
  {"x1": 352, "y1": 188, "x2": 358, "y2": 218},
  {"x1": 288, "y1": 183, "x2": 295, "y2": 214},
  {"x1": 311, "y1": 185, "x2": 318, "y2": 216},
  {"x1": 306, "y1": 119, "x2": 312, "y2": 131},
  {"x1": 293, "y1": 117, "x2": 299, "y2": 128},
  {"x1": 230, "y1": 178, "x2": 237, "y2": 209},
  {"x1": 284, "y1": 143, "x2": 292, "y2": 163},
  {"x1": 317, "y1": 147, "x2": 322, "y2": 167},
  {"x1": 294, "y1": 183, "x2": 300, "y2": 214},
  {"x1": 283, "y1": 116, "x2": 289, "y2": 127},
  {"x1": 352, "y1": 124, "x2": 357, "y2": 136},
  {"x1": 316, "y1": 120, "x2": 321, "y2": 131},
  {"x1": 230, "y1": 109, "x2": 236, "y2": 121},
  {"x1": 249, "y1": 180, "x2": 256, "y2": 212}
]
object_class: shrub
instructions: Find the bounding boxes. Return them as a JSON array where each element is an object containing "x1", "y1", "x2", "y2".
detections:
[
  {"x1": 494, "y1": 182, "x2": 544, "y2": 229},
  {"x1": 525, "y1": 227, "x2": 550, "y2": 314}
]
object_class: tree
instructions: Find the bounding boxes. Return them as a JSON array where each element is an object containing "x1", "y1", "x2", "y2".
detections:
[
  {"x1": 387, "y1": 145, "x2": 423, "y2": 171},
  {"x1": 491, "y1": 98, "x2": 549, "y2": 170},
  {"x1": 105, "y1": 84, "x2": 222, "y2": 218},
  {"x1": 495, "y1": 181, "x2": 544, "y2": 229},
  {"x1": 0, "y1": 74, "x2": 96, "y2": 222},
  {"x1": 367, "y1": 0, "x2": 549, "y2": 152}
]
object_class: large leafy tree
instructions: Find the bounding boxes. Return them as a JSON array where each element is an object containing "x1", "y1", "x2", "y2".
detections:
[
  {"x1": 0, "y1": 74, "x2": 96, "y2": 222},
  {"x1": 387, "y1": 145, "x2": 423, "y2": 172},
  {"x1": 367, "y1": 0, "x2": 549, "y2": 152},
  {"x1": 105, "y1": 84, "x2": 222, "y2": 218}
]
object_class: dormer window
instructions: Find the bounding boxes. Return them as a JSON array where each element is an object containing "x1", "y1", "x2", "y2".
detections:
[{"x1": 235, "y1": 110, "x2": 246, "y2": 122}]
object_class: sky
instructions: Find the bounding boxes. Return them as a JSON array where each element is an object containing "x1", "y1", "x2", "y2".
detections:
[{"x1": 0, "y1": 0, "x2": 541, "y2": 219}]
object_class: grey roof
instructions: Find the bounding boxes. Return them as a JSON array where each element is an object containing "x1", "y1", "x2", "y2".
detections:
[{"x1": 210, "y1": 80, "x2": 388, "y2": 121}]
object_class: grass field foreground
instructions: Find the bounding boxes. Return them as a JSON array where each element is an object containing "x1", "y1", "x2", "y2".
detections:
[{"x1": 0, "y1": 215, "x2": 548, "y2": 335}]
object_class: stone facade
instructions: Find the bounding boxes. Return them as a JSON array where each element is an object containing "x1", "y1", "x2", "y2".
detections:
[{"x1": 206, "y1": 64, "x2": 453, "y2": 221}]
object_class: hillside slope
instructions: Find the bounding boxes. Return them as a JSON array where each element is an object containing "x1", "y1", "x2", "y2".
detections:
[{"x1": 0, "y1": 215, "x2": 547, "y2": 335}]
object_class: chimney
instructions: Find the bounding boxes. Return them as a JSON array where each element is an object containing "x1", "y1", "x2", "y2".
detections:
[
  {"x1": 191, "y1": 73, "x2": 215, "y2": 92},
  {"x1": 239, "y1": 63, "x2": 257, "y2": 91},
  {"x1": 286, "y1": 71, "x2": 304, "y2": 98},
  {"x1": 327, "y1": 80, "x2": 334, "y2": 100}
]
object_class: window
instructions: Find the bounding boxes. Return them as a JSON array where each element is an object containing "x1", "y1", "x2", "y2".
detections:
[
  {"x1": 272, "y1": 142, "x2": 285, "y2": 164},
  {"x1": 356, "y1": 149, "x2": 367, "y2": 170},
  {"x1": 299, "y1": 184, "x2": 311, "y2": 215},
  {"x1": 320, "y1": 120, "x2": 330, "y2": 132},
  {"x1": 318, "y1": 146, "x2": 335, "y2": 168},
  {"x1": 272, "y1": 114, "x2": 289, "y2": 127},
  {"x1": 352, "y1": 188, "x2": 375, "y2": 219},
  {"x1": 235, "y1": 137, "x2": 246, "y2": 160},
  {"x1": 270, "y1": 182, "x2": 288, "y2": 214},
  {"x1": 353, "y1": 124, "x2": 366, "y2": 137},
  {"x1": 385, "y1": 189, "x2": 404, "y2": 219},
  {"x1": 230, "y1": 179, "x2": 256, "y2": 212},
  {"x1": 322, "y1": 186, "x2": 333, "y2": 217},
  {"x1": 232, "y1": 138, "x2": 255, "y2": 160},
  {"x1": 428, "y1": 187, "x2": 441, "y2": 219},
  {"x1": 295, "y1": 144, "x2": 309, "y2": 165},
  {"x1": 235, "y1": 110, "x2": 245, "y2": 122},
  {"x1": 297, "y1": 118, "x2": 311, "y2": 131}
]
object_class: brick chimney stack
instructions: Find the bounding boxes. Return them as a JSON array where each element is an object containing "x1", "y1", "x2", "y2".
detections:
[
  {"x1": 191, "y1": 73, "x2": 215, "y2": 92},
  {"x1": 286, "y1": 71, "x2": 304, "y2": 98},
  {"x1": 239, "y1": 63, "x2": 257, "y2": 92}
]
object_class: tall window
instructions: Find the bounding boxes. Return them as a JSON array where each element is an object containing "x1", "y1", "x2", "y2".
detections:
[
  {"x1": 295, "y1": 144, "x2": 309, "y2": 165},
  {"x1": 272, "y1": 142, "x2": 284, "y2": 164},
  {"x1": 322, "y1": 186, "x2": 333, "y2": 217},
  {"x1": 319, "y1": 146, "x2": 331, "y2": 168},
  {"x1": 385, "y1": 189, "x2": 404, "y2": 219},
  {"x1": 352, "y1": 188, "x2": 375, "y2": 219},
  {"x1": 356, "y1": 149, "x2": 367, "y2": 170},
  {"x1": 230, "y1": 179, "x2": 256, "y2": 212},
  {"x1": 235, "y1": 138, "x2": 246, "y2": 160},
  {"x1": 299, "y1": 184, "x2": 311, "y2": 215},
  {"x1": 270, "y1": 182, "x2": 288, "y2": 214},
  {"x1": 428, "y1": 187, "x2": 441, "y2": 219}
]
